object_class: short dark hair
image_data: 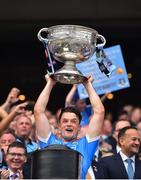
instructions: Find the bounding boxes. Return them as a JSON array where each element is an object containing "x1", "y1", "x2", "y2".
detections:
[
  {"x1": 113, "y1": 119, "x2": 131, "y2": 132},
  {"x1": 118, "y1": 126, "x2": 137, "y2": 140},
  {"x1": 118, "y1": 110, "x2": 128, "y2": 116},
  {"x1": 25, "y1": 100, "x2": 35, "y2": 112},
  {"x1": 59, "y1": 106, "x2": 82, "y2": 123},
  {"x1": 7, "y1": 141, "x2": 27, "y2": 155}
]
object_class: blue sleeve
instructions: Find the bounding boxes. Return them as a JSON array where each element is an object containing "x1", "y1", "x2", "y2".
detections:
[
  {"x1": 38, "y1": 134, "x2": 57, "y2": 149},
  {"x1": 80, "y1": 111, "x2": 89, "y2": 127},
  {"x1": 77, "y1": 137, "x2": 99, "y2": 179},
  {"x1": 85, "y1": 105, "x2": 92, "y2": 117},
  {"x1": 80, "y1": 106, "x2": 92, "y2": 127}
]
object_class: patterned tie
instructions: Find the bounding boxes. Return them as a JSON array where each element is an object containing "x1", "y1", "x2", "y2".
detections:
[
  {"x1": 10, "y1": 173, "x2": 18, "y2": 179},
  {"x1": 126, "y1": 158, "x2": 134, "y2": 179}
]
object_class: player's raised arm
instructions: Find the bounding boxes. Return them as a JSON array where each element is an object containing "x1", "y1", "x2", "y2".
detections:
[
  {"x1": 65, "y1": 84, "x2": 77, "y2": 107},
  {"x1": 34, "y1": 74, "x2": 56, "y2": 139},
  {"x1": 83, "y1": 76, "x2": 105, "y2": 139}
]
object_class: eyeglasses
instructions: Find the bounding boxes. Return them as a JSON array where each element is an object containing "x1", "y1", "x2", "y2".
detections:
[
  {"x1": 8, "y1": 152, "x2": 26, "y2": 158},
  {"x1": 0, "y1": 140, "x2": 15, "y2": 145}
]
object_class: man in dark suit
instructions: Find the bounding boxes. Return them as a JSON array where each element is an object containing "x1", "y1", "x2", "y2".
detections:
[
  {"x1": 97, "y1": 126, "x2": 141, "y2": 179},
  {"x1": 0, "y1": 141, "x2": 27, "y2": 179}
]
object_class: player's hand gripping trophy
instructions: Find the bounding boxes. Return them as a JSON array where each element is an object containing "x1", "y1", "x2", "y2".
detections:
[{"x1": 37, "y1": 25, "x2": 106, "y2": 84}]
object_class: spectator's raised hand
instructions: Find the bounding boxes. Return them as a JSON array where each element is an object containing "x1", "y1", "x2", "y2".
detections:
[
  {"x1": 0, "y1": 106, "x2": 8, "y2": 119},
  {"x1": 5, "y1": 87, "x2": 20, "y2": 105},
  {"x1": 13, "y1": 102, "x2": 28, "y2": 115},
  {"x1": 18, "y1": 170, "x2": 24, "y2": 179},
  {"x1": 1, "y1": 87, "x2": 20, "y2": 112},
  {"x1": 0, "y1": 169, "x2": 10, "y2": 179},
  {"x1": 0, "y1": 102, "x2": 28, "y2": 132}
]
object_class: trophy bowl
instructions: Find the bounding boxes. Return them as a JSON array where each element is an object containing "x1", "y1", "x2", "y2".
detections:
[{"x1": 38, "y1": 25, "x2": 106, "y2": 84}]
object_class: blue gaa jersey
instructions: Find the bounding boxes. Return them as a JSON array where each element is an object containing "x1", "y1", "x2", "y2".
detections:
[
  {"x1": 80, "y1": 105, "x2": 92, "y2": 127},
  {"x1": 39, "y1": 133, "x2": 99, "y2": 179}
]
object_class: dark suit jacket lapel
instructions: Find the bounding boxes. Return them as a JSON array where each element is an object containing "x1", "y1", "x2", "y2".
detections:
[
  {"x1": 115, "y1": 153, "x2": 129, "y2": 179},
  {"x1": 134, "y1": 157, "x2": 141, "y2": 179}
]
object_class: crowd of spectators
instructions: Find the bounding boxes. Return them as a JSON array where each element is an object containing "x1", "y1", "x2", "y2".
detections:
[{"x1": 0, "y1": 78, "x2": 141, "y2": 179}]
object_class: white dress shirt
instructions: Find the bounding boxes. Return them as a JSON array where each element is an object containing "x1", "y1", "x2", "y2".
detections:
[
  {"x1": 119, "y1": 151, "x2": 135, "y2": 173},
  {"x1": 116, "y1": 145, "x2": 121, "y2": 153},
  {"x1": 9, "y1": 169, "x2": 20, "y2": 180}
]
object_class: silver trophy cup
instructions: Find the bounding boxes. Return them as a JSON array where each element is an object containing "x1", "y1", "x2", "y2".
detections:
[{"x1": 37, "y1": 25, "x2": 106, "y2": 84}]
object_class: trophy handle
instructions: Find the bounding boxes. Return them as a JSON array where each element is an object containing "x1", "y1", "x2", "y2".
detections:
[
  {"x1": 37, "y1": 28, "x2": 48, "y2": 42},
  {"x1": 96, "y1": 34, "x2": 106, "y2": 48}
]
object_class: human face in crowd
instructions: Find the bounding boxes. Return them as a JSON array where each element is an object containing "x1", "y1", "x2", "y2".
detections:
[
  {"x1": 118, "y1": 113, "x2": 129, "y2": 121},
  {"x1": 113, "y1": 120, "x2": 130, "y2": 141},
  {"x1": 136, "y1": 121, "x2": 141, "y2": 140},
  {"x1": 49, "y1": 116, "x2": 58, "y2": 128},
  {"x1": 49, "y1": 116, "x2": 58, "y2": 135},
  {"x1": 137, "y1": 121, "x2": 141, "y2": 131},
  {"x1": 16, "y1": 115, "x2": 32, "y2": 139},
  {"x1": 0, "y1": 133, "x2": 16, "y2": 154},
  {"x1": 45, "y1": 110, "x2": 53, "y2": 119},
  {"x1": 119, "y1": 129, "x2": 140, "y2": 157},
  {"x1": 59, "y1": 112, "x2": 80, "y2": 142},
  {"x1": 102, "y1": 119, "x2": 112, "y2": 135},
  {"x1": 130, "y1": 107, "x2": 141, "y2": 125},
  {"x1": 122, "y1": 105, "x2": 133, "y2": 115},
  {"x1": 6, "y1": 147, "x2": 27, "y2": 172},
  {"x1": 75, "y1": 99, "x2": 86, "y2": 112}
]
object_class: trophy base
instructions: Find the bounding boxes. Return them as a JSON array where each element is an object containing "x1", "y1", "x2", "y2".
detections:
[{"x1": 50, "y1": 70, "x2": 88, "y2": 84}]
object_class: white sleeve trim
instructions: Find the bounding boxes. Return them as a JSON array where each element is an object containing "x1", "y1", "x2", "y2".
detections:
[
  {"x1": 38, "y1": 132, "x2": 52, "y2": 143},
  {"x1": 86, "y1": 134, "x2": 100, "y2": 143},
  {"x1": 88, "y1": 166, "x2": 95, "y2": 179}
]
